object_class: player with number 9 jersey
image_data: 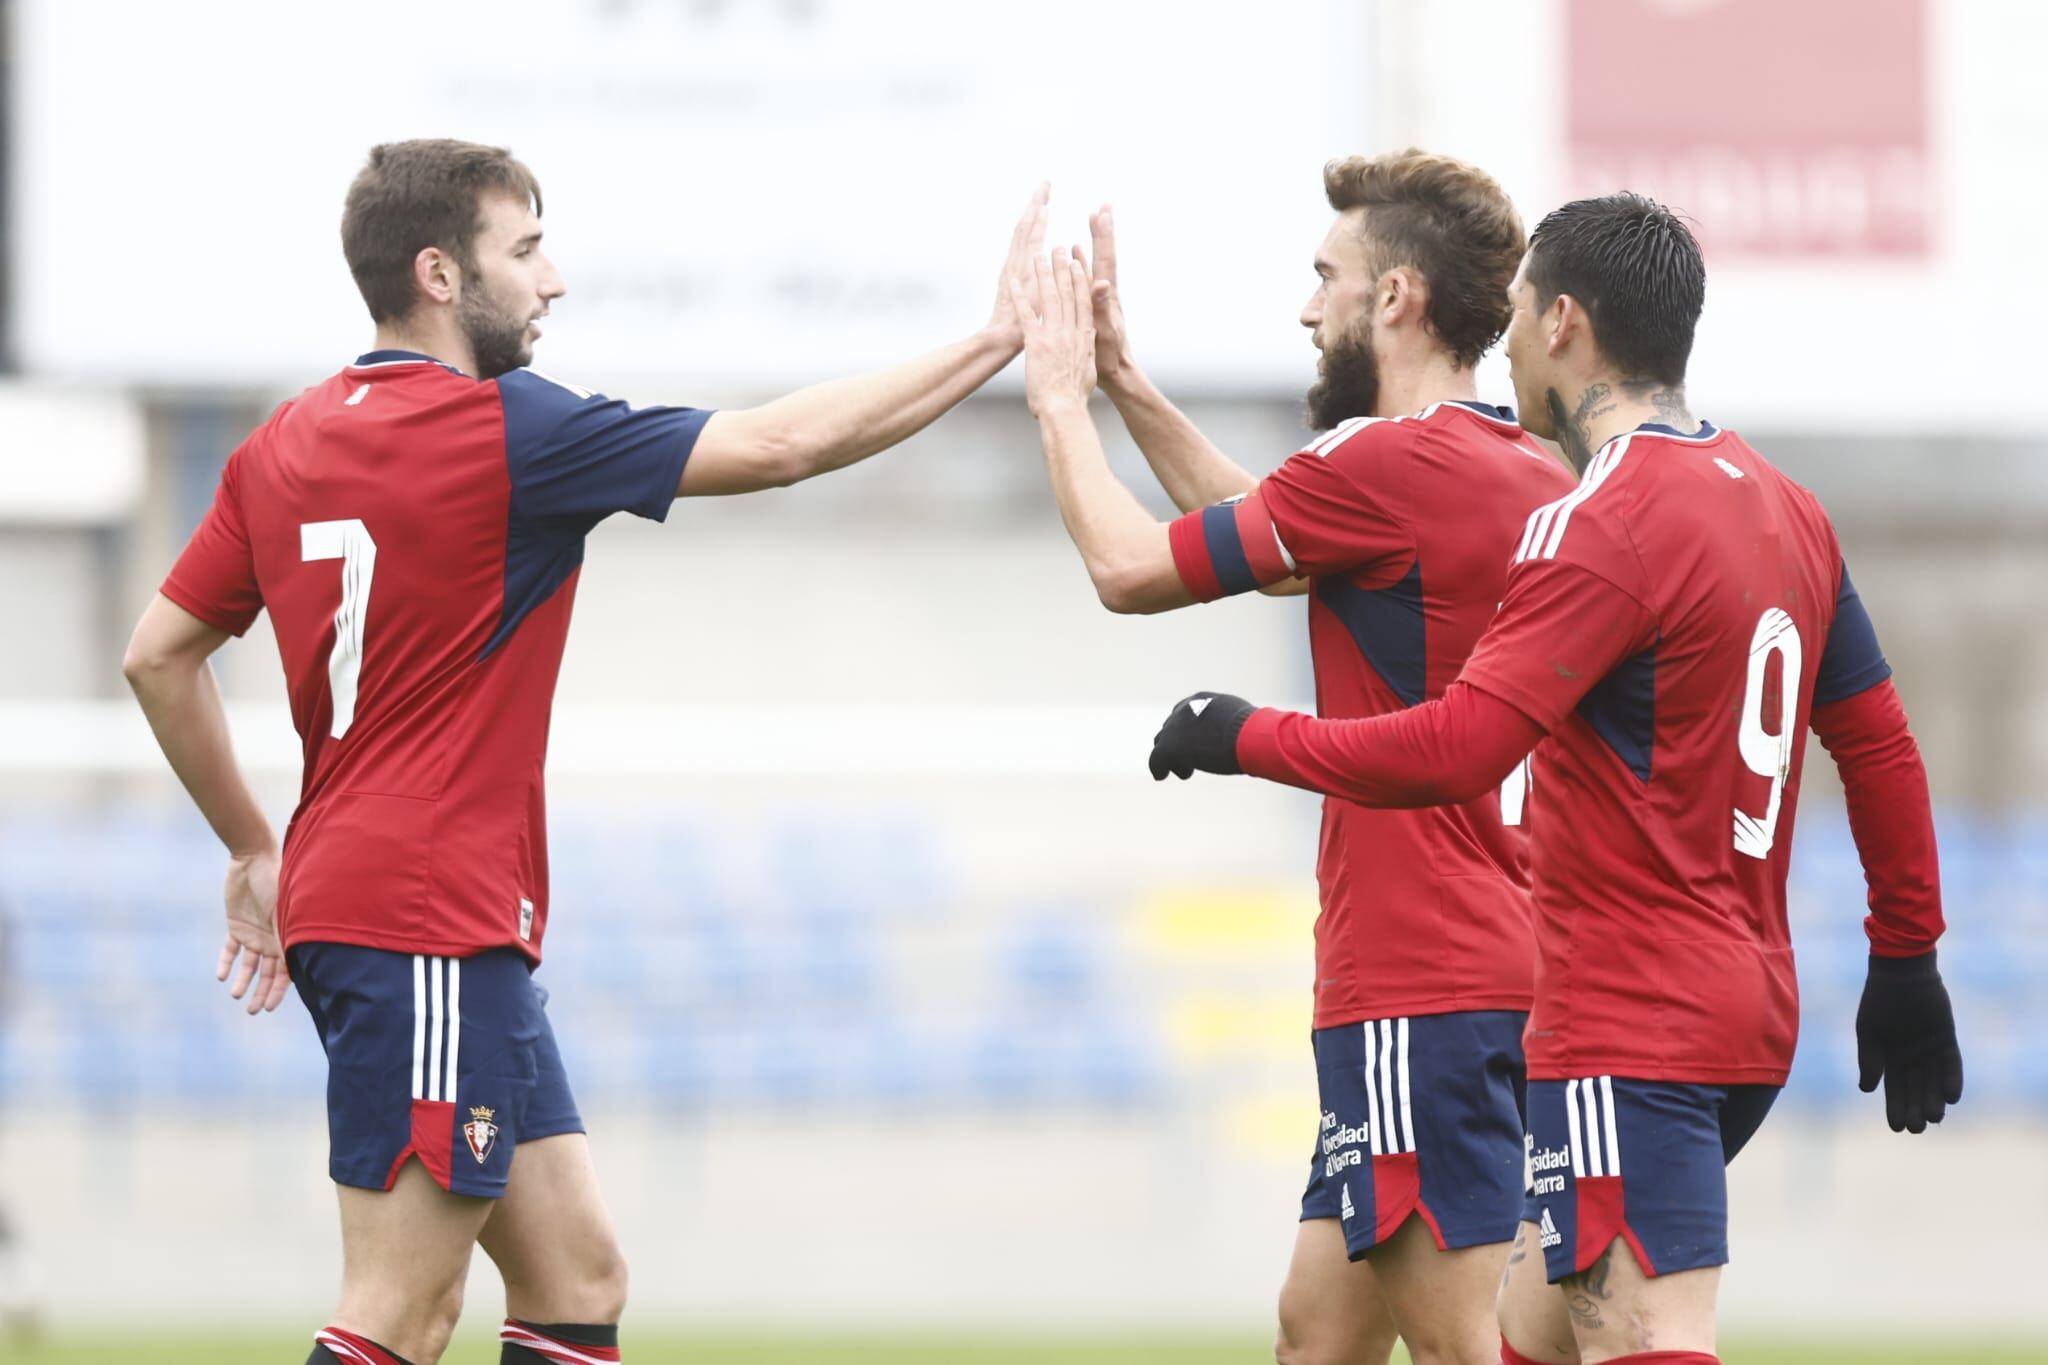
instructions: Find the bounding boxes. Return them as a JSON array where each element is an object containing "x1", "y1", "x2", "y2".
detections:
[{"x1": 1157, "y1": 194, "x2": 1960, "y2": 1365}]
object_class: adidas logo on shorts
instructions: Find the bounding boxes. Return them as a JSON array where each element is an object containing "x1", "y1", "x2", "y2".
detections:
[
  {"x1": 1340, "y1": 1183, "x2": 1355, "y2": 1221},
  {"x1": 1538, "y1": 1207, "x2": 1561, "y2": 1249}
]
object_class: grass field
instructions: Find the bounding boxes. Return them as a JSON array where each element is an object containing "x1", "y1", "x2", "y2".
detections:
[{"x1": 6, "y1": 1336, "x2": 2046, "y2": 1363}]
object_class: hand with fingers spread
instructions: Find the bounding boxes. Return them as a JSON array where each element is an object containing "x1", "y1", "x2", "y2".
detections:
[
  {"x1": 988, "y1": 183, "x2": 1052, "y2": 351},
  {"x1": 1085, "y1": 205, "x2": 1136, "y2": 391},
  {"x1": 1009, "y1": 247, "x2": 1099, "y2": 417},
  {"x1": 1148, "y1": 691, "x2": 1258, "y2": 781},
  {"x1": 219, "y1": 846, "x2": 290, "y2": 1014},
  {"x1": 1855, "y1": 950, "x2": 1964, "y2": 1133}
]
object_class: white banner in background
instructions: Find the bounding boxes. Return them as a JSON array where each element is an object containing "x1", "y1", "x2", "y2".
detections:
[{"x1": 11, "y1": 0, "x2": 1366, "y2": 395}]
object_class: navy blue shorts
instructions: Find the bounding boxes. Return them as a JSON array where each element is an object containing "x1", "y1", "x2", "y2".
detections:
[
  {"x1": 289, "y1": 944, "x2": 585, "y2": 1198},
  {"x1": 1300, "y1": 1011, "x2": 1528, "y2": 1258},
  {"x1": 1521, "y1": 1075, "x2": 1779, "y2": 1282}
]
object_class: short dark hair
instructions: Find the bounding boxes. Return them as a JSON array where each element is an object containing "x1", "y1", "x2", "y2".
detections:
[
  {"x1": 340, "y1": 139, "x2": 543, "y2": 323},
  {"x1": 1525, "y1": 193, "x2": 1704, "y2": 387},
  {"x1": 1323, "y1": 150, "x2": 1526, "y2": 369}
]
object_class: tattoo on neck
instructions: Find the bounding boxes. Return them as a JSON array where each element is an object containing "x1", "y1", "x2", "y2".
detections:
[
  {"x1": 1620, "y1": 378, "x2": 1695, "y2": 429},
  {"x1": 1546, "y1": 382, "x2": 1615, "y2": 472}
]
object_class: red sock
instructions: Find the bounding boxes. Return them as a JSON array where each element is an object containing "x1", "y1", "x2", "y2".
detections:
[
  {"x1": 311, "y1": 1326, "x2": 414, "y2": 1365},
  {"x1": 1500, "y1": 1338, "x2": 1549, "y2": 1365}
]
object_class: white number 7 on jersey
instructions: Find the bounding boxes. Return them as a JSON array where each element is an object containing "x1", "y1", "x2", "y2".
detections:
[
  {"x1": 1733, "y1": 608, "x2": 1802, "y2": 859},
  {"x1": 300, "y1": 519, "x2": 378, "y2": 739}
]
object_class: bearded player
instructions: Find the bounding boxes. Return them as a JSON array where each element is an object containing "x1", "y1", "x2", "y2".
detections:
[
  {"x1": 1145, "y1": 194, "x2": 1961, "y2": 1365},
  {"x1": 122, "y1": 139, "x2": 1049, "y2": 1365},
  {"x1": 1011, "y1": 151, "x2": 1573, "y2": 1365}
]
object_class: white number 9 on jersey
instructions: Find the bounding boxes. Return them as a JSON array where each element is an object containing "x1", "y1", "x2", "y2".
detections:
[
  {"x1": 1733, "y1": 607, "x2": 1802, "y2": 859},
  {"x1": 300, "y1": 519, "x2": 378, "y2": 739}
]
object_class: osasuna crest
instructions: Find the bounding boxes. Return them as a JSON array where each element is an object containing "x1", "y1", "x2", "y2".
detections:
[{"x1": 464, "y1": 1106, "x2": 500, "y2": 1164}]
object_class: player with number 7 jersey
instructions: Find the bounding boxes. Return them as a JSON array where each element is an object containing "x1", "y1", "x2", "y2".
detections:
[{"x1": 127, "y1": 139, "x2": 1055, "y2": 1365}]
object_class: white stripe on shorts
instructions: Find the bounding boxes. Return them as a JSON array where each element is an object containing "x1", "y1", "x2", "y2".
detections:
[
  {"x1": 1600, "y1": 1074, "x2": 1622, "y2": 1177},
  {"x1": 1362, "y1": 1020, "x2": 1384, "y2": 1156},
  {"x1": 444, "y1": 957, "x2": 462, "y2": 1104},
  {"x1": 411, "y1": 955, "x2": 428, "y2": 1101},
  {"x1": 1395, "y1": 1017, "x2": 1415, "y2": 1155},
  {"x1": 1565, "y1": 1077, "x2": 1586, "y2": 1177}
]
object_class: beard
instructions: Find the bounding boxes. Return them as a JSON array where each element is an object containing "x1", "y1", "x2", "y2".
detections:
[
  {"x1": 1304, "y1": 321, "x2": 1381, "y2": 430},
  {"x1": 458, "y1": 277, "x2": 534, "y2": 380}
]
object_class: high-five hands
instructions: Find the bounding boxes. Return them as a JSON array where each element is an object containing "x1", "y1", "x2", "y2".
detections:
[
  {"x1": 1009, "y1": 247, "x2": 1098, "y2": 417},
  {"x1": 989, "y1": 183, "x2": 1051, "y2": 350},
  {"x1": 1149, "y1": 692, "x2": 1258, "y2": 781},
  {"x1": 1086, "y1": 206, "x2": 1134, "y2": 389}
]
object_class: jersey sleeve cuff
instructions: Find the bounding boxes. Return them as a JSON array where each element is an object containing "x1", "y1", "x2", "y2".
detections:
[
  {"x1": 158, "y1": 576, "x2": 257, "y2": 638},
  {"x1": 1234, "y1": 706, "x2": 1291, "y2": 780},
  {"x1": 632, "y1": 408, "x2": 715, "y2": 522}
]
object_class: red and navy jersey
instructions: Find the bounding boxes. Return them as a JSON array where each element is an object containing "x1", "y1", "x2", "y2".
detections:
[
  {"x1": 1461, "y1": 422, "x2": 1892, "y2": 1085},
  {"x1": 1168, "y1": 402, "x2": 1576, "y2": 1026},
  {"x1": 161, "y1": 350, "x2": 711, "y2": 961}
]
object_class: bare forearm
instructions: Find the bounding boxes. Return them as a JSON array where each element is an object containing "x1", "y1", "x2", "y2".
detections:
[
  {"x1": 1036, "y1": 398, "x2": 1179, "y2": 612},
  {"x1": 1104, "y1": 361, "x2": 1259, "y2": 511},
  {"x1": 761, "y1": 326, "x2": 1018, "y2": 480},
  {"x1": 126, "y1": 660, "x2": 275, "y2": 856}
]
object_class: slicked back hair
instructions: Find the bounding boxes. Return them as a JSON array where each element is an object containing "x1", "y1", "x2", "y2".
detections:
[
  {"x1": 1525, "y1": 193, "x2": 1705, "y2": 387},
  {"x1": 1323, "y1": 150, "x2": 1526, "y2": 369},
  {"x1": 341, "y1": 139, "x2": 543, "y2": 324}
]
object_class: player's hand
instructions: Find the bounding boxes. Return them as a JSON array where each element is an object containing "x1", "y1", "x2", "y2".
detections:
[
  {"x1": 1855, "y1": 950, "x2": 1963, "y2": 1133},
  {"x1": 1149, "y1": 692, "x2": 1257, "y2": 780},
  {"x1": 1009, "y1": 248, "x2": 1098, "y2": 417},
  {"x1": 219, "y1": 846, "x2": 289, "y2": 1015},
  {"x1": 988, "y1": 183, "x2": 1050, "y2": 350},
  {"x1": 1085, "y1": 206, "x2": 1136, "y2": 391}
]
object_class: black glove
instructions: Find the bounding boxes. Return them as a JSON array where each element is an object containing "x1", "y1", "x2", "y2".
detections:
[
  {"x1": 1855, "y1": 950, "x2": 1963, "y2": 1134},
  {"x1": 1149, "y1": 692, "x2": 1257, "y2": 781}
]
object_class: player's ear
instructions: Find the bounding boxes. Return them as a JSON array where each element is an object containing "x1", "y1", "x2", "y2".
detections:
[
  {"x1": 1547, "y1": 291, "x2": 1581, "y2": 357},
  {"x1": 412, "y1": 246, "x2": 458, "y2": 308}
]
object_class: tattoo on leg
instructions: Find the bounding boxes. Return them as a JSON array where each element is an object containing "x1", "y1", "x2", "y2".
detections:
[
  {"x1": 1503, "y1": 1226, "x2": 1528, "y2": 1288},
  {"x1": 1560, "y1": 1243, "x2": 1615, "y2": 1332}
]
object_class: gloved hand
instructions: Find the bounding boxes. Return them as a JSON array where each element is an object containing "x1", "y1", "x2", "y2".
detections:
[
  {"x1": 1148, "y1": 692, "x2": 1257, "y2": 781},
  {"x1": 1855, "y1": 950, "x2": 1963, "y2": 1134}
]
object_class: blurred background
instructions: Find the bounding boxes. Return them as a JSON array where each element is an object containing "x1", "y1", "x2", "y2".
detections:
[{"x1": 1, "y1": 0, "x2": 2045, "y2": 1358}]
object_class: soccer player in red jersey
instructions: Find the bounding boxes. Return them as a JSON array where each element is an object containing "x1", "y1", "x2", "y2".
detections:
[
  {"x1": 121, "y1": 139, "x2": 1049, "y2": 1365},
  {"x1": 1010, "y1": 152, "x2": 1575, "y2": 1365},
  {"x1": 1146, "y1": 194, "x2": 1962, "y2": 1365}
]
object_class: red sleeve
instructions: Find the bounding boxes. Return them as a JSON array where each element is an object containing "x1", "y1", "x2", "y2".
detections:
[
  {"x1": 1235, "y1": 681, "x2": 1546, "y2": 807},
  {"x1": 160, "y1": 450, "x2": 264, "y2": 636},
  {"x1": 1458, "y1": 559, "x2": 1657, "y2": 733},
  {"x1": 1257, "y1": 433, "x2": 1414, "y2": 581},
  {"x1": 1166, "y1": 489, "x2": 1299, "y2": 602},
  {"x1": 1810, "y1": 678, "x2": 1945, "y2": 957}
]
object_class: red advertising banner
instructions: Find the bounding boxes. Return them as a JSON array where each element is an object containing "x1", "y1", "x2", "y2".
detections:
[{"x1": 1567, "y1": 0, "x2": 1931, "y2": 258}]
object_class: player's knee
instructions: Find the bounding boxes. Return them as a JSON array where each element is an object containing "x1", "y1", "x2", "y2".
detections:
[
  {"x1": 586, "y1": 1242, "x2": 629, "y2": 1322},
  {"x1": 1273, "y1": 1304, "x2": 1364, "y2": 1365}
]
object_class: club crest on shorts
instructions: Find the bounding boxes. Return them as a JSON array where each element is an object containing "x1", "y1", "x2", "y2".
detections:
[{"x1": 464, "y1": 1106, "x2": 500, "y2": 1164}]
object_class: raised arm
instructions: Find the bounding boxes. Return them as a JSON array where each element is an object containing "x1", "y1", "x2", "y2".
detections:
[
  {"x1": 123, "y1": 594, "x2": 288, "y2": 1013},
  {"x1": 676, "y1": 185, "x2": 1048, "y2": 496},
  {"x1": 1013, "y1": 248, "x2": 1196, "y2": 615},
  {"x1": 1086, "y1": 207, "x2": 1264, "y2": 512}
]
